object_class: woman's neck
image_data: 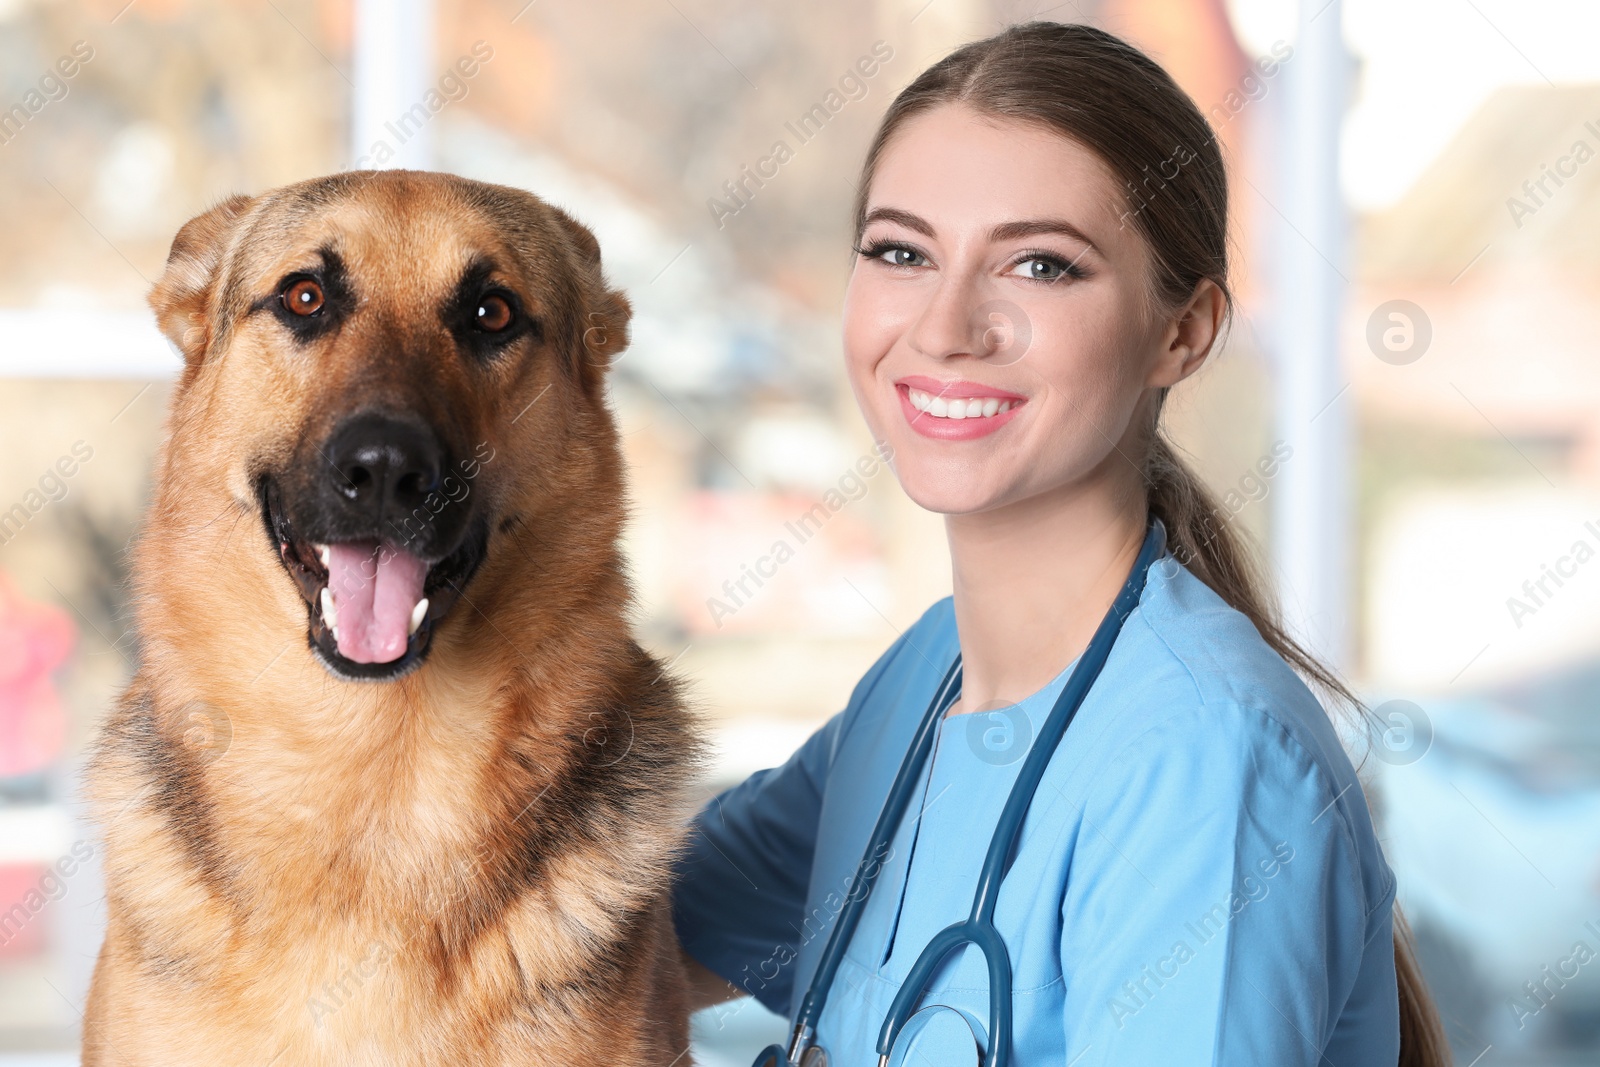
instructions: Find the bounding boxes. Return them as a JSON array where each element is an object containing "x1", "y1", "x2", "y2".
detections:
[{"x1": 945, "y1": 475, "x2": 1148, "y2": 717}]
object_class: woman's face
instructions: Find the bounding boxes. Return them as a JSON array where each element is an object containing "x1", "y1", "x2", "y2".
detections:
[{"x1": 842, "y1": 103, "x2": 1213, "y2": 517}]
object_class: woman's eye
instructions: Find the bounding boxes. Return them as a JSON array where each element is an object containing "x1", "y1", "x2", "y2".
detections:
[
  {"x1": 1010, "y1": 257, "x2": 1069, "y2": 282},
  {"x1": 875, "y1": 246, "x2": 925, "y2": 268}
]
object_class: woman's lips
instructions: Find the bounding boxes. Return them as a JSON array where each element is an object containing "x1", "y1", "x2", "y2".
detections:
[
  {"x1": 896, "y1": 374, "x2": 1027, "y2": 401},
  {"x1": 894, "y1": 378, "x2": 1026, "y2": 440}
]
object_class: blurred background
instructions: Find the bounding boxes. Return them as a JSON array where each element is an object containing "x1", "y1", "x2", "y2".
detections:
[{"x1": 0, "y1": 0, "x2": 1597, "y2": 1063}]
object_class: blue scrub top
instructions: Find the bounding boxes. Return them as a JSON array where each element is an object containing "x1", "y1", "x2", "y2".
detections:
[{"x1": 673, "y1": 554, "x2": 1400, "y2": 1066}]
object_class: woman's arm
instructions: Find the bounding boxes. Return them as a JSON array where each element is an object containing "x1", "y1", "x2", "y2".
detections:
[
  {"x1": 681, "y1": 939, "x2": 746, "y2": 1012},
  {"x1": 669, "y1": 616, "x2": 916, "y2": 1016},
  {"x1": 670, "y1": 709, "x2": 849, "y2": 1015}
]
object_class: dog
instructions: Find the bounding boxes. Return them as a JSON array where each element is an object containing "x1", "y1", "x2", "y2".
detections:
[{"x1": 81, "y1": 170, "x2": 703, "y2": 1065}]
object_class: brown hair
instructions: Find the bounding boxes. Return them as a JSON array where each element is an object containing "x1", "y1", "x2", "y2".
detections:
[{"x1": 851, "y1": 21, "x2": 1451, "y2": 1066}]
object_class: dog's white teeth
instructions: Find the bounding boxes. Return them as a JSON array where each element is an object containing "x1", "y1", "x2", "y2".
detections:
[
  {"x1": 409, "y1": 597, "x2": 429, "y2": 637},
  {"x1": 317, "y1": 543, "x2": 330, "y2": 567},
  {"x1": 320, "y1": 587, "x2": 338, "y2": 630}
]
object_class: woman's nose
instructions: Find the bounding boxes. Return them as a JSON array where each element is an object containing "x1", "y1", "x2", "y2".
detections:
[
  {"x1": 906, "y1": 275, "x2": 986, "y2": 362},
  {"x1": 905, "y1": 278, "x2": 1031, "y2": 367}
]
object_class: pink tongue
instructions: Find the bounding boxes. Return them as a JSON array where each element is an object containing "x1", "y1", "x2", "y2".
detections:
[{"x1": 326, "y1": 540, "x2": 428, "y2": 664}]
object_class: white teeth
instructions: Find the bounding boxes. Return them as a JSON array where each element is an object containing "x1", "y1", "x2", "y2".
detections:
[
  {"x1": 409, "y1": 597, "x2": 429, "y2": 637},
  {"x1": 317, "y1": 543, "x2": 330, "y2": 567},
  {"x1": 320, "y1": 587, "x2": 339, "y2": 640},
  {"x1": 907, "y1": 388, "x2": 1017, "y2": 419}
]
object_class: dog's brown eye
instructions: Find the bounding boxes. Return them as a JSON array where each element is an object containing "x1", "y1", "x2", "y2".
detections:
[
  {"x1": 283, "y1": 279, "x2": 324, "y2": 317},
  {"x1": 475, "y1": 294, "x2": 513, "y2": 332}
]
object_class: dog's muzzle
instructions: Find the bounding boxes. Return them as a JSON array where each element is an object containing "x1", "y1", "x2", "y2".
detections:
[{"x1": 260, "y1": 410, "x2": 490, "y2": 681}]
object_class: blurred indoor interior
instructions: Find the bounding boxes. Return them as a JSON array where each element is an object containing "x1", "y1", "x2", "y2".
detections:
[{"x1": 1, "y1": 1, "x2": 1598, "y2": 1063}]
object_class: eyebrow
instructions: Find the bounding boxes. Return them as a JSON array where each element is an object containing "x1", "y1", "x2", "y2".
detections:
[
  {"x1": 861, "y1": 207, "x2": 1101, "y2": 256},
  {"x1": 989, "y1": 218, "x2": 1100, "y2": 253},
  {"x1": 241, "y1": 243, "x2": 344, "y2": 313}
]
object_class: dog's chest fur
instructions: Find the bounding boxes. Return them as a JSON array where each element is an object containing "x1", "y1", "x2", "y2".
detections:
[{"x1": 88, "y1": 669, "x2": 694, "y2": 1065}]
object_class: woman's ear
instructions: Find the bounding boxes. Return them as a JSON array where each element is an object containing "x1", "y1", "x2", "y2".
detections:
[
  {"x1": 148, "y1": 194, "x2": 255, "y2": 371},
  {"x1": 548, "y1": 205, "x2": 632, "y2": 393},
  {"x1": 1148, "y1": 277, "x2": 1225, "y2": 389}
]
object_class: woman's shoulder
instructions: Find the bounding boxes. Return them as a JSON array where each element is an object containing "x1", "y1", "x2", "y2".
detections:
[
  {"x1": 1134, "y1": 556, "x2": 1324, "y2": 706},
  {"x1": 1095, "y1": 554, "x2": 1397, "y2": 918},
  {"x1": 839, "y1": 594, "x2": 962, "y2": 710},
  {"x1": 822, "y1": 595, "x2": 960, "y2": 757},
  {"x1": 864, "y1": 567, "x2": 1355, "y2": 780}
]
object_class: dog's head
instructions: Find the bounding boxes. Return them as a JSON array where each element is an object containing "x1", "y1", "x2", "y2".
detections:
[{"x1": 147, "y1": 171, "x2": 630, "y2": 682}]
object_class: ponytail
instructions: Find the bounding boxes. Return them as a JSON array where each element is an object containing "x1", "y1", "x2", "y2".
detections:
[{"x1": 1146, "y1": 429, "x2": 1359, "y2": 724}]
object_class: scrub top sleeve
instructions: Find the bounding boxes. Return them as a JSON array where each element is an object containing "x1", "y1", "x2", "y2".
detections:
[
  {"x1": 1057, "y1": 701, "x2": 1372, "y2": 1067},
  {"x1": 670, "y1": 614, "x2": 928, "y2": 1017},
  {"x1": 672, "y1": 709, "x2": 846, "y2": 1015}
]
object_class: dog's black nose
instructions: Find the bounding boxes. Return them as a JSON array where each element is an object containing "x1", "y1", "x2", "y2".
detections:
[{"x1": 323, "y1": 413, "x2": 443, "y2": 516}]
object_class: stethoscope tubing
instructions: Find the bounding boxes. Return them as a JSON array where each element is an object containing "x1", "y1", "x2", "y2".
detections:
[
  {"x1": 783, "y1": 656, "x2": 964, "y2": 1062},
  {"x1": 874, "y1": 512, "x2": 1169, "y2": 1066},
  {"x1": 762, "y1": 512, "x2": 1170, "y2": 1067}
]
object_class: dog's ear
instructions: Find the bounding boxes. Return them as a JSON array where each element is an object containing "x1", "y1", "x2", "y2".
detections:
[
  {"x1": 149, "y1": 194, "x2": 255, "y2": 368},
  {"x1": 549, "y1": 206, "x2": 631, "y2": 392}
]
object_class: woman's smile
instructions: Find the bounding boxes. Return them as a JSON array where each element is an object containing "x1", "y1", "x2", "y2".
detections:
[
  {"x1": 894, "y1": 374, "x2": 1027, "y2": 440},
  {"x1": 840, "y1": 103, "x2": 1176, "y2": 516}
]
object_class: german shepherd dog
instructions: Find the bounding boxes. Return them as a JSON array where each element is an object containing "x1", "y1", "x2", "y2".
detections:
[{"x1": 81, "y1": 171, "x2": 702, "y2": 1064}]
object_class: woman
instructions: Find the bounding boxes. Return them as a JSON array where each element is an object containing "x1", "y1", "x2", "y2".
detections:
[{"x1": 672, "y1": 21, "x2": 1449, "y2": 1067}]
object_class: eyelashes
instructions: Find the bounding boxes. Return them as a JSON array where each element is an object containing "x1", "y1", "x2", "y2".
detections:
[
  {"x1": 1007, "y1": 246, "x2": 1090, "y2": 283},
  {"x1": 853, "y1": 239, "x2": 924, "y2": 268},
  {"x1": 852, "y1": 239, "x2": 1091, "y2": 282}
]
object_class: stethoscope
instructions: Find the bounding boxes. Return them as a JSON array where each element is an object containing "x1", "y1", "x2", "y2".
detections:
[{"x1": 752, "y1": 513, "x2": 1169, "y2": 1067}]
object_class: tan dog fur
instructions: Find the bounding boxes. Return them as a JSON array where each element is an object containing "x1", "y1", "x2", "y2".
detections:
[{"x1": 81, "y1": 170, "x2": 701, "y2": 1065}]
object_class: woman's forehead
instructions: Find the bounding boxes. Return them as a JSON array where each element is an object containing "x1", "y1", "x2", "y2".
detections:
[{"x1": 865, "y1": 104, "x2": 1133, "y2": 247}]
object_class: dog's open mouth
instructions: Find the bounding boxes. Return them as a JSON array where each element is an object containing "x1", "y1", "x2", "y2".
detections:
[{"x1": 259, "y1": 477, "x2": 490, "y2": 681}]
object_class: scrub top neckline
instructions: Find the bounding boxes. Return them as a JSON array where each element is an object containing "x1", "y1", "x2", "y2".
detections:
[
  {"x1": 870, "y1": 644, "x2": 1087, "y2": 976},
  {"x1": 940, "y1": 648, "x2": 1084, "y2": 724}
]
